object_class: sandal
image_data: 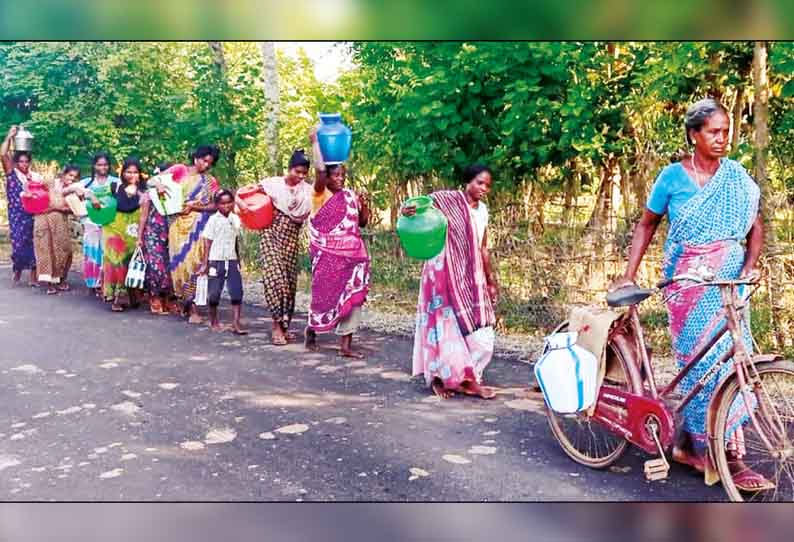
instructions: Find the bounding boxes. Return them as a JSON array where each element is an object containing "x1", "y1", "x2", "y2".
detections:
[
  {"x1": 731, "y1": 467, "x2": 776, "y2": 492},
  {"x1": 46, "y1": 287, "x2": 59, "y2": 295},
  {"x1": 56, "y1": 283, "x2": 70, "y2": 292},
  {"x1": 232, "y1": 328, "x2": 249, "y2": 336},
  {"x1": 272, "y1": 334, "x2": 288, "y2": 346},
  {"x1": 111, "y1": 303, "x2": 125, "y2": 312}
]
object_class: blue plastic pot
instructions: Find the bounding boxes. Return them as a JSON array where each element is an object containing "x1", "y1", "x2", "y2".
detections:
[{"x1": 317, "y1": 113, "x2": 352, "y2": 165}]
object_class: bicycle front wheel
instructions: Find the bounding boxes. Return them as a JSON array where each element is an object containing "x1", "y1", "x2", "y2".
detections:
[{"x1": 713, "y1": 360, "x2": 794, "y2": 502}]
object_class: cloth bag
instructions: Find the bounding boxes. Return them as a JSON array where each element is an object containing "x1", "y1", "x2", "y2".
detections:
[
  {"x1": 124, "y1": 248, "x2": 147, "y2": 290},
  {"x1": 194, "y1": 275, "x2": 208, "y2": 306}
]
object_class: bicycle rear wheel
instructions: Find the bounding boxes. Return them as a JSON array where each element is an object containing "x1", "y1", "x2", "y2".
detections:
[
  {"x1": 544, "y1": 323, "x2": 632, "y2": 469},
  {"x1": 713, "y1": 360, "x2": 794, "y2": 502}
]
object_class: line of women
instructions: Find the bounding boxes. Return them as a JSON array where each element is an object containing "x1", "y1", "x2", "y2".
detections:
[{"x1": 3, "y1": 124, "x2": 501, "y2": 398}]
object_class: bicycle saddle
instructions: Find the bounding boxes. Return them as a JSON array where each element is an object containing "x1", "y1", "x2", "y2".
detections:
[{"x1": 606, "y1": 285, "x2": 655, "y2": 307}]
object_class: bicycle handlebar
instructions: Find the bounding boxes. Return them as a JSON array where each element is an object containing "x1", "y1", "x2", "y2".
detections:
[{"x1": 656, "y1": 272, "x2": 761, "y2": 290}]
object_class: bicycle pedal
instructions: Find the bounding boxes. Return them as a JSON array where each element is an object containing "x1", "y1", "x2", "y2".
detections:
[{"x1": 644, "y1": 459, "x2": 670, "y2": 481}]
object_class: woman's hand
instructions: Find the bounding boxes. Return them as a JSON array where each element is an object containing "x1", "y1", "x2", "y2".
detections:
[
  {"x1": 488, "y1": 282, "x2": 499, "y2": 305},
  {"x1": 7, "y1": 125, "x2": 18, "y2": 139},
  {"x1": 197, "y1": 262, "x2": 208, "y2": 276},
  {"x1": 309, "y1": 126, "x2": 318, "y2": 144},
  {"x1": 136, "y1": 237, "x2": 144, "y2": 250},
  {"x1": 608, "y1": 276, "x2": 636, "y2": 293},
  {"x1": 90, "y1": 195, "x2": 101, "y2": 209},
  {"x1": 740, "y1": 266, "x2": 762, "y2": 282},
  {"x1": 401, "y1": 204, "x2": 417, "y2": 217}
]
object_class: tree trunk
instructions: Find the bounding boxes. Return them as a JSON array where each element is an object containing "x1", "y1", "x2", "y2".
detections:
[
  {"x1": 753, "y1": 41, "x2": 784, "y2": 349},
  {"x1": 259, "y1": 42, "x2": 281, "y2": 176},
  {"x1": 731, "y1": 86, "x2": 744, "y2": 151},
  {"x1": 207, "y1": 42, "x2": 237, "y2": 184}
]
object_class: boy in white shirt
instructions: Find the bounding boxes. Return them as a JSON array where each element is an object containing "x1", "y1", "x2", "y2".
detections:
[{"x1": 199, "y1": 189, "x2": 247, "y2": 334}]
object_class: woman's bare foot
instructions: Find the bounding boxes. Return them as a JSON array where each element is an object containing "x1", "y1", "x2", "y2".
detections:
[
  {"x1": 340, "y1": 348, "x2": 365, "y2": 359},
  {"x1": 45, "y1": 286, "x2": 58, "y2": 295},
  {"x1": 304, "y1": 327, "x2": 318, "y2": 351},
  {"x1": 458, "y1": 379, "x2": 496, "y2": 399},
  {"x1": 56, "y1": 282, "x2": 70, "y2": 292},
  {"x1": 208, "y1": 322, "x2": 223, "y2": 332},
  {"x1": 672, "y1": 446, "x2": 707, "y2": 473},
  {"x1": 431, "y1": 379, "x2": 454, "y2": 399},
  {"x1": 111, "y1": 302, "x2": 125, "y2": 312},
  {"x1": 272, "y1": 322, "x2": 287, "y2": 345}
]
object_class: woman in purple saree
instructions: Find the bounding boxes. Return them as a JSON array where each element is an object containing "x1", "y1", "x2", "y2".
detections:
[
  {"x1": 305, "y1": 132, "x2": 371, "y2": 358},
  {"x1": 612, "y1": 98, "x2": 771, "y2": 492}
]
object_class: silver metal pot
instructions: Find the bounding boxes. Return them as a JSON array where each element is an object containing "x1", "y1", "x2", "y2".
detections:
[{"x1": 13, "y1": 126, "x2": 34, "y2": 152}]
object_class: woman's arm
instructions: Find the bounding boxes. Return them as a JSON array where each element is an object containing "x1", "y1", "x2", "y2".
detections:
[
  {"x1": 741, "y1": 214, "x2": 764, "y2": 277},
  {"x1": 481, "y1": 229, "x2": 499, "y2": 304},
  {"x1": 137, "y1": 196, "x2": 150, "y2": 249},
  {"x1": 610, "y1": 209, "x2": 664, "y2": 290},
  {"x1": 310, "y1": 128, "x2": 327, "y2": 194},
  {"x1": 1, "y1": 126, "x2": 16, "y2": 175},
  {"x1": 358, "y1": 192, "x2": 370, "y2": 228}
]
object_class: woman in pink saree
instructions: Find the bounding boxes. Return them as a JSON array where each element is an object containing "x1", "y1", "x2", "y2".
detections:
[
  {"x1": 305, "y1": 131, "x2": 371, "y2": 358},
  {"x1": 404, "y1": 164, "x2": 500, "y2": 399}
]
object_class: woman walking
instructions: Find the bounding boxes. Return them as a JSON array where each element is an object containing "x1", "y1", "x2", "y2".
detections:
[
  {"x1": 304, "y1": 132, "x2": 371, "y2": 358},
  {"x1": 1, "y1": 125, "x2": 38, "y2": 286},
  {"x1": 406, "y1": 164, "x2": 499, "y2": 399},
  {"x1": 136, "y1": 162, "x2": 175, "y2": 315},
  {"x1": 164, "y1": 145, "x2": 220, "y2": 324},
  {"x1": 610, "y1": 98, "x2": 771, "y2": 492},
  {"x1": 80, "y1": 152, "x2": 119, "y2": 296},
  {"x1": 103, "y1": 157, "x2": 146, "y2": 312},
  {"x1": 236, "y1": 149, "x2": 314, "y2": 345},
  {"x1": 32, "y1": 164, "x2": 81, "y2": 294}
]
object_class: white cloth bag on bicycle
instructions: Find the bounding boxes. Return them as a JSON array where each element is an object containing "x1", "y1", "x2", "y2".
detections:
[{"x1": 535, "y1": 331, "x2": 599, "y2": 414}]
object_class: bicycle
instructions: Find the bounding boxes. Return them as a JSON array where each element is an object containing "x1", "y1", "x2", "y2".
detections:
[{"x1": 543, "y1": 271, "x2": 794, "y2": 501}]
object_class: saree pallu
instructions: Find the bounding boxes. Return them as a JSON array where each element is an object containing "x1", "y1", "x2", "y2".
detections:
[
  {"x1": 168, "y1": 172, "x2": 218, "y2": 304},
  {"x1": 5, "y1": 170, "x2": 35, "y2": 272},
  {"x1": 307, "y1": 189, "x2": 370, "y2": 333},
  {"x1": 142, "y1": 196, "x2": 172, "y2": 296},
  {"x1": 33, "y1": 211, "x2": 71, "y2": 283},
  {"x1": 82, "y1": 220, "x2": 103, "y2": 288},
  {"x1": 662, "y1": 159, "x2": 760, "y2": 453},
  {"x1": 411, "y1": 190, "x2": 496, "y2": 389},
  {"x1": 102, "y1": 210, "x2": 140, "y2": 299},
  {"x1": 259, "y1": 209, "x2": 303, "y2": 329}
]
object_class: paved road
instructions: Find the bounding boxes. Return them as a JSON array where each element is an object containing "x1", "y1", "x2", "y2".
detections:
[{"x1": 0, "y1": 265, "x2": 724, "y2": 501}]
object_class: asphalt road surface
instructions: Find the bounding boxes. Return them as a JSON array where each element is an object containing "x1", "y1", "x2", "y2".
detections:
[{"x1": 0, "y1": 265, "x2": 724, "y2": 501}]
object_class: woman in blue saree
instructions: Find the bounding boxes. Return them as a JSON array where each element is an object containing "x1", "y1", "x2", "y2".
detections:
[{"x1": 611, "y1": 98, "x2": 771, "y2": 492}]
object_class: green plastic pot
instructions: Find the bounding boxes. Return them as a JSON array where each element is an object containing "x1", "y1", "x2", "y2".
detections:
[{"x1": 396, "y1": 195, "x2": 448, "y2": 260}]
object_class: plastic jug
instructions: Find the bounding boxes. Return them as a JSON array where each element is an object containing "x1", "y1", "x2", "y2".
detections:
[
  {"x1": 147, "y1": 173, "x2": 183, "y2": 216},
  {"x1": 317, "y1": 113, "x2": 352, "y2": 165},
  {"x1": 236, "y1": 184, "x2": 274, "y2": 230},
  {"x1": 20, "y1": 181, "x2": 50, "y2": 214},
  {"x1": 396, "y1": 195, "x2": 448, "y2": 260},
  {"x1": 534, "y1": 331, "x2": 599, "y2": 414},
  {"x1": 86, "y1": 185, "x2": 118, "y2": 226}
]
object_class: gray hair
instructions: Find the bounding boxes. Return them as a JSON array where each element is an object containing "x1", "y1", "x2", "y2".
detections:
[{"x1": 684, "y1": 98, "x2": 728, "y2": 145}]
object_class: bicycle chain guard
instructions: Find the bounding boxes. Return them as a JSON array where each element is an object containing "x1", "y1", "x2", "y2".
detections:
[{"x1": 592, "y1": 386, "x2": 676, "y2": 456}]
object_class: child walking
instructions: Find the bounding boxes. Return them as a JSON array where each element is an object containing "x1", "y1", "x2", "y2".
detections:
[{"x1": 199, "y1": 189, "x2": 247, "y2": 335}]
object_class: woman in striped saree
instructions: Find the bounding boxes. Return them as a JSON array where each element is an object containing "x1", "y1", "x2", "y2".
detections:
[
  {"x1": 611, "y1": 98, "x2": 771, "y2": 492},
  {"x1": 164, "y1": 145, "x2": 220, "y2": 324},
  {"x1": 406, "y1": 164, "x2": 500, "y2": 399}
]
